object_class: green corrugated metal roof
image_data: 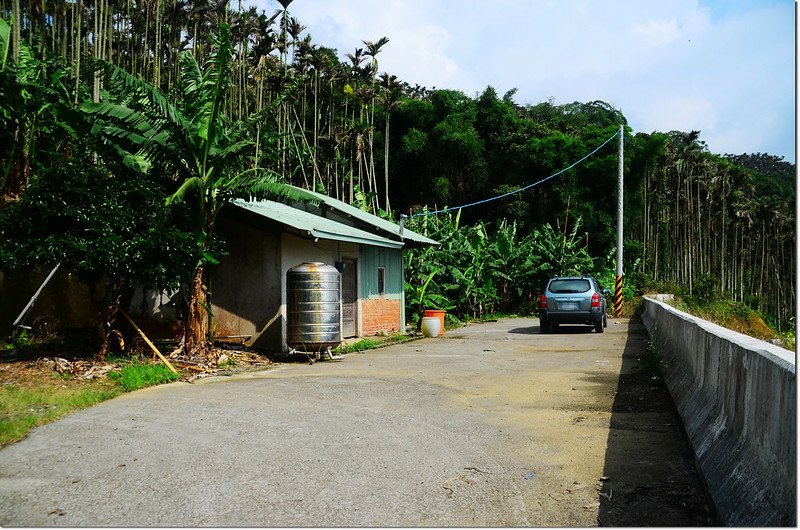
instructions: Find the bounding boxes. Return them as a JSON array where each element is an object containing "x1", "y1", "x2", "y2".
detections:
[
  {"x1": 231, "y1": 199, "x2": 405, "y2": 249},
  {"x1": 297, "y1": 188, "x2": 439, "y2": 247}
]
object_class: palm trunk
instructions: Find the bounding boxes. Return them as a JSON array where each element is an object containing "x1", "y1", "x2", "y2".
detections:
[
  {"x1": 12, "y1": 0, "x2": 20, "y2": 62},
  {"x1": 720, "y1": 174, "x2": 727, "y2": 293},
  {"x1": 153, "y1": 0, "x2": 161, "y2": 89},
  {"x1": 92, "y1": 0, "x2": 101, "y2": 103},
  {"x1": 144, "y1": 1, "x2": 150, "y2": 81},
  {"x1": 384, "y1": 112, "x2": 390, "y2": 212},
  {"x1": 313, "y1": 70, "x2": 319, "y2": 190},
  {"x1": 73, "y1": 0, "x2": 82, "y2": 105}
]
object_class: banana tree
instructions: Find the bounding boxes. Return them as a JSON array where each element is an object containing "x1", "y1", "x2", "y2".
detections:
[
  {"x1": 404, "y1": 267, "x2": 453, "y2": 330},
  {"x1": 441, "y1": 222, "x2": 499, "y2": 319},
  {"x1": 532, "y1": 219, "x2": 595, "y2": 277},
  {"x1": 486, "y1": 219, "x2": 548, "y2": 311},
  {"x1": 82, "y1": 22, "x2": 317, "y2": 353}
]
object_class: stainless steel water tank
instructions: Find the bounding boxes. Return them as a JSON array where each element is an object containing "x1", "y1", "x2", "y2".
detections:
[{"x1": 286, "y1": 262, "x2": 342, "y2": 351}]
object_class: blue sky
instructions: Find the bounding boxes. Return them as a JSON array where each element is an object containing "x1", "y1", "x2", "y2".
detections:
[{"x1": 251, "y1": 0, "x2": 795, "y2": 162}]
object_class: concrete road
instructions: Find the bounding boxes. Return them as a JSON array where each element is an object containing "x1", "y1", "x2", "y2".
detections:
[{"x1": 0, "y1": 318, "x2": 713, "y2": 526}]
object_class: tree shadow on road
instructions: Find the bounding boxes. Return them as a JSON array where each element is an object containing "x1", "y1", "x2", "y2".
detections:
[{"x1": 595, "y1": 317, "x2": 718, "y2": 526}]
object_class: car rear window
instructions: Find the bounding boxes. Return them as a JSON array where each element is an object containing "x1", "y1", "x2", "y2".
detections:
[{"x1": 548, "y1": 279, "x2": 591, "y2": 293}]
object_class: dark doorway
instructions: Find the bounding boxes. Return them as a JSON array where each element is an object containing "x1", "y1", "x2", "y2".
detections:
[{"x1": 341, "y1": 258, "x2": 357, "y2": 338}]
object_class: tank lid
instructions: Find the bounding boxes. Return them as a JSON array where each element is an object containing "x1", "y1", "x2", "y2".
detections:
[{"x1": 288, "y1": 262, "x2": 339, "y2": 273}]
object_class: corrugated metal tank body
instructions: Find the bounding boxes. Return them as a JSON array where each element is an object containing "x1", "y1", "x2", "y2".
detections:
[{"x1": 286, "y1": 262, "x2": 342, "y2": 351}]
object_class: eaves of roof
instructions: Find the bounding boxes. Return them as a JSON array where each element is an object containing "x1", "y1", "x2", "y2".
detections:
[
  {"x1": 298, "y1": 188, "x2": 439, "y2": 248},
  {"x1": 231, "y1": 199, "x2": 405, "y2": 249}
]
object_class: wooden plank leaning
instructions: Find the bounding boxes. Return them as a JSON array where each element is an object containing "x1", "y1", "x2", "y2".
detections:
[{"x1": 118, "y1": 308, "x2": 179, "y2": 375}]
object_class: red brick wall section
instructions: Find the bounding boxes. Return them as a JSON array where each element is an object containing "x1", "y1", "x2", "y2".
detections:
[{"x1": 361, "y1": 298, "x2": 401, "y2": 335}]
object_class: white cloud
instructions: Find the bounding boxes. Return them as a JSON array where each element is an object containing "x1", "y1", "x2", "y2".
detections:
[
  {"x1": 366, "y1": 18, "x2": 459, "y2": 90},
  {"x1": 636, "y1": 96, "x2": 717, "y2": 134},
  {"x1": 268, "y1": 0, "x2": 461, "y2": 88},
  {"x1": 631, "y1": 19, "x2": 681, "y2": 47}
]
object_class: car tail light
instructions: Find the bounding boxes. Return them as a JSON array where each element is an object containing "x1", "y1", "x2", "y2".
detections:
[
  {"x1": 591, "y1": 292, "x2": 600, "y2": 307},
  {"x1": 540, "y1": 294, "x2": 547, "y2": 309}
]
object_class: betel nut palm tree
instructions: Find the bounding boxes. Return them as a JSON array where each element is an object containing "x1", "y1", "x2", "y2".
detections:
[{"x1": 82, "y1": 22, "x2": 316, "y2": 354}]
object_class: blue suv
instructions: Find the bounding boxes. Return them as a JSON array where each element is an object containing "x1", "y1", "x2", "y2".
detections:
[{"x1": 539, "y1": 275, "x2": 609, "y2": 333}]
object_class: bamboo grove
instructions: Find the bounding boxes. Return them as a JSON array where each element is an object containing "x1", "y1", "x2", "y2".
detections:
[{"x1": 0, "y1": 0, "x2": 795, "y2": 331}]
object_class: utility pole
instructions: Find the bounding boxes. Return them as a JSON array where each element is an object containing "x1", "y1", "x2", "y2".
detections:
[{"x1": 614, "y1": 123, "x2": 624, "y2": 318}]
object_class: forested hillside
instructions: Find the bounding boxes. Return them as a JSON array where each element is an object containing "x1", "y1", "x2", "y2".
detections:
[{"x1": 0, "y1": 0, "x2": 794, "y2": 334}]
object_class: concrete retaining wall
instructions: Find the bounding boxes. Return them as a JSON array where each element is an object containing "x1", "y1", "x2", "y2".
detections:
[{"x1": 641, "y1": 297, "x2": 796, "y2": 526}]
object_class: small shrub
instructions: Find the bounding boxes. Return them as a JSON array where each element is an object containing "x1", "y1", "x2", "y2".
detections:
[
  {"x1": 642, "y1": 341, "x2": 664, "y2": 377},
  {"x1": 784, "y1": 318, "x2": 796, "y2": 351},
  {"x1": 108, "y1": 361, "x2": 179, "y2": 392},
  {"x1": 7, "y1": 329, "x2": 30, "y2": 350},
  {"x1": 693, "y1": 274, "x2": 718, "y2": 303}
]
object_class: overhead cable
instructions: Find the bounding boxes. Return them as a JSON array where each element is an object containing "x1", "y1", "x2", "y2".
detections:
[{"x1": 410, "y1": 129, "x2": 621, "y2": 218}]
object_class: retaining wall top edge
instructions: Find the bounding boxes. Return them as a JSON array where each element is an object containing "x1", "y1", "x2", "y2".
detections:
[{"x1": 643, "y1": 296, "x2": 796, "y2": 368}]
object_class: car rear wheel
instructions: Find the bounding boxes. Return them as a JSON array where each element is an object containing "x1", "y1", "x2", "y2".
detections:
[
  {"x1": 595, "y1": 318, "x2": 604, "y2": 333},
  {"x1": 540, "y1": 319, "x2": 550, "y2": 334}
]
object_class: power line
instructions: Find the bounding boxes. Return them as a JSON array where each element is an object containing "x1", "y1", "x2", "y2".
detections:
[{"x1": 410, "y1": 129, "x2": 621, "y2": 218}]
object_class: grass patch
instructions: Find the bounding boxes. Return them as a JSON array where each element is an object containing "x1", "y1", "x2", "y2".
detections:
[
  {"x1": 1, "y1": 356, "x2": 181, "y2": 447},
  {"x1": 669, "y1": 296, "x2": 779, "y2": 342},
  {"x1": 333, "y1": 333, "x2": 418, "y2": 354},
  {"x1": 334, "y1": 338, "x2": 378, "y2": 354},
  {"x1": 107, "y1": 361, "x2": 179, "y2": 392},
  {"x1": 0, "y1": 384, "x2": 119, "y2": 446}
]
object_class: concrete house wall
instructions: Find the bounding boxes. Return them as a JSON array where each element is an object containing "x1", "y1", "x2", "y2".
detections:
[
  {"x1": 211, "y1": 210, "x2": 403, "y2": 353},
  {"x1": 211, "y1": 213, "x2": 283, "y2": 350}
]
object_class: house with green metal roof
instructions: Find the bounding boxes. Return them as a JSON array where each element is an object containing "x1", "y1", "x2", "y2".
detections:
[{"x1": 209, "y1": 188, "x2": 438, "y2": 353}]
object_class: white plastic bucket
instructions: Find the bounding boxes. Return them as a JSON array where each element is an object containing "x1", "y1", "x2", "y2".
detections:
[{"x1": 421, "y1": 316, "x2": 442, "y2": 338}]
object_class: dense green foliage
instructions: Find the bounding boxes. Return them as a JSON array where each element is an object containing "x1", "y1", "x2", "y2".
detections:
[
  {"x1": 404, "y1": 208, "x2": 599, "y2": 327},
  {"x1": 0, "y1": 157, "x2": 196, "y2": 290},
  {"x1": 391, "y1": 93, "x2": 624, "y2": 248},
  {"x1": 0, "y1": 0, "x2": 795, "y2": 347}
]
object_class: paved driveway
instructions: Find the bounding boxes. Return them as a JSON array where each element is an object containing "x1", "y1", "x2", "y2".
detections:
[{"x1": 0, "y1": 318, "x2": 712, "y2": 526}]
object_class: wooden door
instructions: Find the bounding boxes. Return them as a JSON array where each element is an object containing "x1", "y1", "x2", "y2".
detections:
[{"x1": 341, "y1": 258, "x2": 357, "y2": 338}]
